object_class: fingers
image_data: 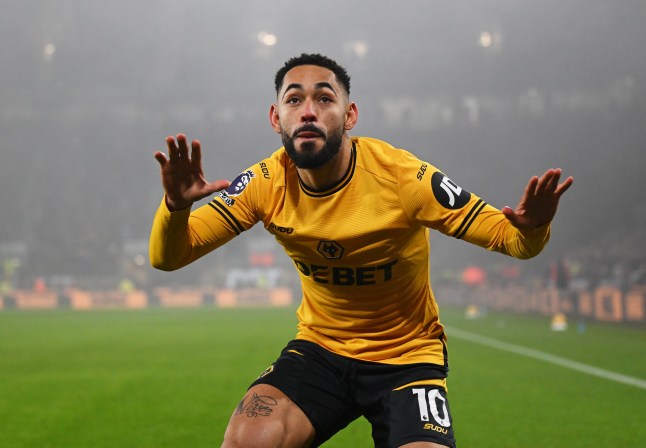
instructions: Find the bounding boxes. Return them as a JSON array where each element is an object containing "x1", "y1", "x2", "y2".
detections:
[
  {"x1": 163, "y1": 134, "x2": 199, "y2": 164},
  {"x1": 524, "y1": 175, "x2": 539, "y2": 197},
  {"x1": 176, "y1": 134, "x2": 190, "y2": 160},
  {"x1": 502, "y1": 206, "x2": 530, "y2": 230},
  {"x1": 153, "y1": 151, "x2": 168, "y2": 167},
  {"x1": 546, "y1": 168, "x2": 563, "y2": 193},
  {"x1": 535, "y1": 169, "x2": 558, "y2": 195},
  {"x1": 555, "y1": 175, "x2": 574, "y2": 196},
  {"x1": 166, "y1": 135, "x2": 180, "y2": 162},
  {"x1": 535, "y1": 169, "x2": 573, "y2": 197},
  {"x1": 208, "y1": 179, "x2": 232, "y2": 192},
  {"x1": 191, "y1": 139, "x2": 202, "y2": 166},
  {"x1": 501, "y1": 206, "x2": 516, "y2": 221}
]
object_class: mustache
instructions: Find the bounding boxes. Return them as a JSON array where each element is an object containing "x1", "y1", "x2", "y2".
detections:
[{"x1": 292, "y1": 124, "x2": 325, "y2": 138}]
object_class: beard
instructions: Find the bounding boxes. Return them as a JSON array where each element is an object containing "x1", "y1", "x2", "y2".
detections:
[{"x1": 281, "y1": 124, "x2": 344, "y2": 169}]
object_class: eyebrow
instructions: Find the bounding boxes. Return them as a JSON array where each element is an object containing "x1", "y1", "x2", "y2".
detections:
[{"x1": 282, "y1": 82, "x2": 338, "y2": 99}]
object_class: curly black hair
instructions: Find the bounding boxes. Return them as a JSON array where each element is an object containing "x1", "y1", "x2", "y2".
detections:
[{"x1": 274, "y1": 53, "x2": 351, "y2": 97}]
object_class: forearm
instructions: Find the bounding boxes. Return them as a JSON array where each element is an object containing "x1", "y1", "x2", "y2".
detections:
[
  {"x1": 497, "y1": 222, "x2": 550, "y2": 259},
  {"x1": 149, "y1": 197, "x2": 234, "y2": 271},
  {"x1": 462, "y1": 206, "x2": 551, "y2": 260},
  {"x1": 149, "y1": 197, "x2": 195, "y2": 271}
]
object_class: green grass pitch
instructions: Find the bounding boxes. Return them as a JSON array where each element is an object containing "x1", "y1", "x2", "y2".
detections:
[{"x1": 1, "y1": 306, "x2": 644, "y2": 447}]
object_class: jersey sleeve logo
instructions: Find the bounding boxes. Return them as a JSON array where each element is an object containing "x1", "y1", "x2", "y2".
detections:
[
  {"x1": 431, "y1": 172, "x2": 471, "y2": 209},
  {"x1": 219, "y1": 169, "x2": 255, "y2": 207},
  {"x1": 226, "y1": 170, "x2": 255, "y2": 197}
]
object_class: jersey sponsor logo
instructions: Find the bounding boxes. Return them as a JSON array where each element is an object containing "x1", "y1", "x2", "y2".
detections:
[
  {"x1": 431, "y1": 172, "x2": 471, "y2": 209},
  {"x1": 317, "y1": 240, "x2": 344, "y2": 259},
  {"x1": 269, "y1": 222, "x2": 294, "y2": 234},
  {"x1": 417, "y1": 163, "x2": 428, "y2": 181},
  {"x1": 219, "y1": 169, "x2": 255, "y2": 206},
  {"x1": 423, "y1": 423, "x2": 449, "y2": 434},
  {"x1": 293, "y1": 259, "x2": 397, "y2": 286},
  {"x1": 258, "y1": 162, "x2": 270, "y2": 179}
]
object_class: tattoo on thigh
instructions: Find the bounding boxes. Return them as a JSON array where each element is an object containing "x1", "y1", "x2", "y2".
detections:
[{"x1": 235, "y1": 393, "x2": 278, "y2": 417}]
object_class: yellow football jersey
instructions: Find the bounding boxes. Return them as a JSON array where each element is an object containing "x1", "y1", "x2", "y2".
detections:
[{"x1": 150, "y1": 136, "x2": 550, "y2": 365}]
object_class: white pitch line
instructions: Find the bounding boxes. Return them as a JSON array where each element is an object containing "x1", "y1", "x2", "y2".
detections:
[{"x1": 445, "y1": 326, "x2": 646, "y2": 390}]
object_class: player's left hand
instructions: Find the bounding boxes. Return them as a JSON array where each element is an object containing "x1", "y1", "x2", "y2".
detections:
[{"x1": 502, "y1": 168, "x2": 574, "y2": 230}]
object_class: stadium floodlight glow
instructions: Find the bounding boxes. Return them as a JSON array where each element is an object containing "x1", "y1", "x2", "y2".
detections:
[
  {"x1": 257, "y1": 31, "x2": 278, "y2": 46},
  {"x1": 343, "y1": 40, "x2": 369, "y2": 58},
  {"x1": 479, "y1": 32, "x2": 493, "y2": 48},
  {"x1": 43, "y1": 43, "x2": 56, "y2": 61},
  {"x1": 351, "y1": 41, "x2": 368, "y2": 58}
]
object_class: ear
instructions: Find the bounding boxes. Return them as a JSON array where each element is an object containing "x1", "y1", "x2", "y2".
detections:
[
  {"x1": 269, "y1": 104, "x2": 281, "y2": 134},
  {"x1": 344, "y1": 102, "x2": 359, "y2": 131}
]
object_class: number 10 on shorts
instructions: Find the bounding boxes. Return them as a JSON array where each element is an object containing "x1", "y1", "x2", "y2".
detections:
[{"x1": 412, "y1": 388, "x2": 451, "y2": 427}]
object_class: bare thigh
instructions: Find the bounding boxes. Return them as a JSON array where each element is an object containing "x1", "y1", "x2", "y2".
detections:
[{"x1": 222, "y1": 384, "x2": 315, "y2": 448}]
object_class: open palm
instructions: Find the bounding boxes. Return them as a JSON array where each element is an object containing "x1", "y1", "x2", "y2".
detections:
[
  {"x1": 154, "y1": 134, "x2": 230, "y2": 211},
  {"x1": 502, "y1": 168, "x2": 573, "y2": 230}
]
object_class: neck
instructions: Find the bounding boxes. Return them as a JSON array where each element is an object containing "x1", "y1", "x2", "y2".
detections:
[{"x1": 297, "y1": 136, "x2": 353, "y2": 191}]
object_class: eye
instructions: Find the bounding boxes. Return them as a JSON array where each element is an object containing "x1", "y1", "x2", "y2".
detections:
[
  {"x1": 285, "y1": 96, "x2": 300, "y2": 104},
  {"x1": 319, "y1": 96, "x2": 332, "y2": 103}
]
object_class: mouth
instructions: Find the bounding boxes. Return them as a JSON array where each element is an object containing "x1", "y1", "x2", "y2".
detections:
[
  {"x1": 294, "y1": 126, "x2": 324, "y2": 140},
  {"x1": 296, "y1": 132, "x2": 323, "y2": 140}
]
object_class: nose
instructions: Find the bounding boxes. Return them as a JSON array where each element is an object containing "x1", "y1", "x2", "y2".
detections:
[{"x1": 300, "y1": 99, "x2": 317, "y2": 122}]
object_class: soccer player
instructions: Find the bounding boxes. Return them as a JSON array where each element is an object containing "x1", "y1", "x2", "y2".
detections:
[{"x1": 149, "y1": 53, "x2": 573, "y2": 448}]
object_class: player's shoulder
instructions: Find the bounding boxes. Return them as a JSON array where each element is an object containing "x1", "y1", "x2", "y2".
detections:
[
  {"x1": 221, "y1": 148, "x2": 287, "y2": 202},
  {"x1": 353, "y1": 136, "x2": 426, "y2": 181},
  {"x1": 247, "y1": 148, "x2": 290, "y2": 187},
  {"x1": 354, "y1": 136, "x2": 425, "y2": 162}
]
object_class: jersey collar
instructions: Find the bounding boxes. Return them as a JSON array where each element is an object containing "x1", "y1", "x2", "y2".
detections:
[{"x1": 298, "y1": 142, "x2": 357, "y2": 197}]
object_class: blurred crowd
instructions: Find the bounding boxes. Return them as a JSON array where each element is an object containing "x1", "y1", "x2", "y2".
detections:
[
  {"x1": 2, "y1": 219, "x2": 644, "y2": 298},
  {"x1": 563, "y1": 225, "x2": 646, "y2": 292},
  {"x1": 432, "y1": 222, "x2": 646, "y2": 295}
]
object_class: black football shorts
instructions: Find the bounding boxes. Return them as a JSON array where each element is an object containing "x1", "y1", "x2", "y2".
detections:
[{"x1": 250, "y1": 339, "x2": 456, "y2": 448}]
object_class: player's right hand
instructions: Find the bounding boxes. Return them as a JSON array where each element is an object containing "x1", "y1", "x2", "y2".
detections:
[{"x1": 154, "y1": 134, "x2": 231, "y2": 211}]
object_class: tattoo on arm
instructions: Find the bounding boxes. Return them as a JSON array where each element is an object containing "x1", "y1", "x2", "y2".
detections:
[{"x1": 235, "y1": 393, "x2": 278, "y2": 417}]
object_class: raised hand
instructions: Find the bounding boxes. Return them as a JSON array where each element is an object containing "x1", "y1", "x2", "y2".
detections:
[
  {"x1": 154, "y1": 134, "x2": 231, "y2": 211},
  {"x1": 502, "y1": 168, "x2": 573, "y2": 230}
]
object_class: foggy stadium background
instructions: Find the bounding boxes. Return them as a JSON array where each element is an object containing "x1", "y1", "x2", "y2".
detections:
[{"x1": 1, "y1": 0, "x2": 645, "y2": 311}]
